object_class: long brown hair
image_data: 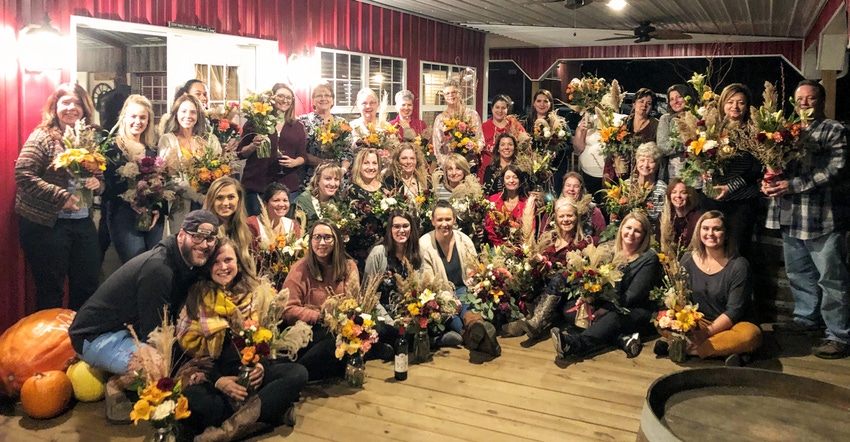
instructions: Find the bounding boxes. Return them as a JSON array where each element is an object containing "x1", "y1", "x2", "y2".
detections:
[
  {"x1": 39, "y1": 83, "x2": 96, "y2": 132},
  {"x1": 304, "y1": 219, "x2": 350, "y2": 282},
  {"x1": 163, "y1": 94, "x2": 207, "y2": 136},
  {"x1": 660, "y1": 178, "x2": 700, "y2": 249},
  {"x1": 271, "y1": 83, "x2": 297, "y2": 123},
  {"x1": 184, "y1": 238, "x2": 259, "y2": 321},
  {"x1": 381, "y1": 209, "x2": 422, "y2": 270},
  {"x1": 690, "y1": 210, "x2": 737, "y2": 259}
]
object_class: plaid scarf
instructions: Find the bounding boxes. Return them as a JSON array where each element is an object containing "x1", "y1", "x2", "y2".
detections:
[{"x1": 177, "y1": 288, "x2": 255, "y2": 358}]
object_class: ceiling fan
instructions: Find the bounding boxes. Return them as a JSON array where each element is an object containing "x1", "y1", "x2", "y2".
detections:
[{"x1": 597, "y1": 20, "x2": 693, "y2": 43}]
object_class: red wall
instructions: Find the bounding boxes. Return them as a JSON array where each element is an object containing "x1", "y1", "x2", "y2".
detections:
[
  {"x1": 0, "y1": 0, "x2": 486, "y2": 332},
  {"x1": 490, "y1": 41, "x2": 805, "y2": 81}
]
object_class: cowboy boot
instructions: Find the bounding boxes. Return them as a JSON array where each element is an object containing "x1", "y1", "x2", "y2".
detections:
[
  {"x1": 194, "y1": 395, "x2": 270, "y2": 442},
  {"x1": 462, "y1": 311, "x2": 501, "y2": 356},
  {"x1": 519, "y1": 294, "x2": 560, "y2": 340},
  {"x1": 500, "y1": 320, "x2": 526, "y2": 337}
]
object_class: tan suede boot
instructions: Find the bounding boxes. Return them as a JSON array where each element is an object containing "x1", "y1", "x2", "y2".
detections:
[{"x1": 194, "y1": 395, "x2": 270, "y2": 442}]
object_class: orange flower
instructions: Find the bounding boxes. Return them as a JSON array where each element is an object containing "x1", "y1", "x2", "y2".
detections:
[{"x1": 241, "y1": 346, "x2": 259, "y2": 365}]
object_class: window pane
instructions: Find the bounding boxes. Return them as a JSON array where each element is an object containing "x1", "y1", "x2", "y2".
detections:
[
  {"x1": 336, "y1": 53, "x2": 349, "y2": 79},
  {"x1": 226, "y1": 66, "x2": 239, "y2": 102},
  {"x1": 321, "y1": 52, "x2": 334, "y2": 78},
  {"x1": 209, "y1": 65, "x2": 224, "y2": 101}
]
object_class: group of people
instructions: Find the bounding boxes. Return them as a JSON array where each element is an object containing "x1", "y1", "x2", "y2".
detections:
[{"x1": 13, "y1": 73, "x2": 850, "y2": 439}]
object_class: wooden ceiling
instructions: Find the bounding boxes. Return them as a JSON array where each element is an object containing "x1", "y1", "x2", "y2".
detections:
[{"x1": 360, "y1": 0, "x2": 828, "y2": 48}]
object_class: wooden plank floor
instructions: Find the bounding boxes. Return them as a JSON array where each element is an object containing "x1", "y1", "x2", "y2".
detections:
[{"x1": 2, "y1": 328, "x2": 850, "y2": 441}]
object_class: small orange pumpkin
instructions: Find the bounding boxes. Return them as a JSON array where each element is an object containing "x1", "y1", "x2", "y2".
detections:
[
  {"x1": 20, "y1": 371, "x2": 74, "y2": 419},
  {"x1": 0, "y1": 309, "x2": 77, "y2": 397}
]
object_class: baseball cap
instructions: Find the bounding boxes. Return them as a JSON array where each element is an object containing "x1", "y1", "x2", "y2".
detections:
[{"x1": 181, "y1": 210, "x2": 219, "y2": 234}]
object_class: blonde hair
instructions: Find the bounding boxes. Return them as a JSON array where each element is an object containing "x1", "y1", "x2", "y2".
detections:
[
  {"x1": 388, "y1": 143, "x2": 428, "y2": 191},
  {"x1": 203, "y1": 177, "x2": 255, "y2": 273},
  {"x1": 350, "y1": 148, "x2": 381, "y2": 188},
  {"x1": 116, "y1": 94, "x2": 155, "y2": 147},
  {"x1": 553, "y1": 197, "x2": 585, "y2": 245},
  {"x1": 309, "y1": 162, "x2": 344, "y2": 199},
  {"x1": 614, "y1": 211, "x2": 652, "y2": 257}
]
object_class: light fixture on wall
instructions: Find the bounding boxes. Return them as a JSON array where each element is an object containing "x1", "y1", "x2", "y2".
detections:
[
  {"x1": 607, "y1": 0, "x2": 628, "y2": 11},
  {"x1": 19, "y1": 12, "x2": 64, "y2": 72},
  {"x1": 286, "y1": 48, "x2": 318, "y2": 89}
]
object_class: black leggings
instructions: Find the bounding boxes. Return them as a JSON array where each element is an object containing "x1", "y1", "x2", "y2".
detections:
[
  {"x1": 182, "y1": 362, "x2": 308, "y2": 433},
  {"x1": 562, "y1": 298, "x2": 654, "y2": 353},
  {"x1": 296, "y1": 325, "x2": 346, "y2": 381}
]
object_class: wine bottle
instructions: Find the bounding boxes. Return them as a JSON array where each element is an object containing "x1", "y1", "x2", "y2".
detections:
[{"x1": 394, "y1": 326, "x2": 408, "y2": 381}]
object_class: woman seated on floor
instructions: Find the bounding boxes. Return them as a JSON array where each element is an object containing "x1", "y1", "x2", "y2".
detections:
[
  {"x1": 551, "y1": 211, "x2": 661, "y2": 359},
  {"x1": 656, "y1": 210, "x2": 763, "y2": 365},
  {"x1": 177, "y1": 238, "x2": 308, "y2": 441}
]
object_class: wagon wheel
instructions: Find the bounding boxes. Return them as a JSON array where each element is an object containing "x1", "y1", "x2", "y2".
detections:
[{"x1": 92, "y1": 82, "x2": 113, "y2": 110}]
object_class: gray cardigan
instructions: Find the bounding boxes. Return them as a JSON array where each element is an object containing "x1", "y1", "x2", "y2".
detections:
[{"x1": 418, "y1": 230, "x2": 477, "y2": 291}]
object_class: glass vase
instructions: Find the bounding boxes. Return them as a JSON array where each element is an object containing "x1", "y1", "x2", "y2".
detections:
[
  {"x1": 702, "y1": 172, "x2": 720, "y2": 199},
  {"x1": 136, "y1": 211, "x2": 154, "y2": 231},
  {"x1": 147, "y1": 425, "x2": 176, "y2": 442},
  {"x1": 72, "y1": 177, "x2": 93, "y2": 210},
  {"x1": 235, "y1": 364, "x2": 256, "y2": 402},
  {"x1": 669, "y1": 335, "x2": 688, "y2": 363},
  {"x1": 345, "y1": 352, "x2": 365, "y2": 388},
  {"x1": 412, "y1": 329, "x2": 430, "y2": 364}
]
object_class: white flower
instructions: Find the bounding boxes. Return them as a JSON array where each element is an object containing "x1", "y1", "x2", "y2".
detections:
[
  {"x1": 524, "y1": 262, "x2": 531, "y2": 272},
  {"x1": 543, "y1": 128, "x2": 551, "y2": 138},
  {"x1": 151, "y1": 400, "x2": 176, "y2": 421},
  {"x1": 116, "y1": 162, "x2": 140, "y2": 179},
  {"x1": 557, "y1": 130, "x2": 566, "y2": 138},
  {"x1": 697, "y1": 107, "x2": 707, "y2": 117},
  {"x1": 704, "y1": 140, "x2": 718, "y2": 151}
]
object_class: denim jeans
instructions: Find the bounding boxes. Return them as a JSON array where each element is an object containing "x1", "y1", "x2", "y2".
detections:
[
  {"x1": 106, "y1": 201, "x2": 164, "y2": 264},
  {"x1": 783, "y1": 231, "x2": 850, "y2": 343},
  {"x1": 446, "y1": 286, "x2": 469, "y2": 333},
  {"x1": 80, "y1": 330, "x2": 137, "y2": 374},
  {"x1": 245, "y1": 191, "x2": 263, "y2": 217}
]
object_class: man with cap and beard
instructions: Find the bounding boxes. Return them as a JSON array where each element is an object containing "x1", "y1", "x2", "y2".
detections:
[{"x1": 69, "y1": 209, "x2": 220, "y2": 422}]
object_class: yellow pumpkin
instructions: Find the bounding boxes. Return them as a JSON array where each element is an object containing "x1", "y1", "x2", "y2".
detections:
[
  {"x1": 0, "y1": 309, "x2": 77, "y2": 397},
  {"x1": 20, "y1": 371, "x2": 74, "y2": 419},
  {"x1": 66, "y1": 360, "x2": 108, "y2": 402}
]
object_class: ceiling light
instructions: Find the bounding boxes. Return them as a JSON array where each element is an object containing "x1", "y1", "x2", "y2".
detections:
[
  {"x1": 20, "y1": 13, "x2": 64, "y2": 72},
  {"x1": 608, "y1": 0, "x2": 627, "y2": 11}
]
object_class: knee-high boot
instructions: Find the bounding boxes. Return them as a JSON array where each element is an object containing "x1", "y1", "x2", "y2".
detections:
[
  {"x1": 194, "y1": 395, "x2": 269, "y2": 442},
  {"x1": 462, "y1": 311, "x2": 501, "y2": 357},
  {"x1": 519, "y1": 294, "x2": 560, "y2": 340}
]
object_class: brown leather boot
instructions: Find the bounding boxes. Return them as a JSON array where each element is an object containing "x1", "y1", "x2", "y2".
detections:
[
  {"x1": 462, "y1": 311, "x2": 501, "y2": 357},
  {"x1": 194, "y1": 395, "x2": 270, "y2": 442}
]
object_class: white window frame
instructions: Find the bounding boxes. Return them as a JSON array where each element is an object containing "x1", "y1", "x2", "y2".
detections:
[{"x1": 317, "y1": 48, "x2": 406, "y2": 116}]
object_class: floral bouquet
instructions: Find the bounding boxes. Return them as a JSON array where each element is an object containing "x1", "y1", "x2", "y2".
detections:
[
  {"x1": 676, "y1": 72, "x2": 738, "y2": 198},
  {"x1": 650, "y1": 252, "x2": 708, "y2": 362},
  {"x1": 560, "y1": 244, "x2": 625, "y2": 328},
  {"x1": 229, "y1": 316, "x2": 274, "y2": 399},
  {"x1": 116, "y1": 155, "x2": 176, "y2": 231},
  {"x1": 207, "y1": 102, "x2": 242, "y2": 146},
  {"x1": 126, "y1": 308, "x2": 193, "y2": 437},
  {"x1": 412, "y1": 188, "x2": 437, "y2": 232},
  {"x1": 531, "y1": 115, "x2": 570, "y2": 153},
  {"x1": 361, "y1": 190, "x2": 412, "y2": 228},
  {"x1": 502, "y1": 242, "x2": 554, "y2": 313},
  {"x1": 241, "y1": 90, "x2": 283, "y2": 158},
  {"x1": 256, "y1": 233, "x2": 309, "y2": 290},
  {"x1": 392, "y1": 267, "x2": 460, "y2": 334},
  {"x1": 51, "y1": 119, "x2": 108, "y2": 209},
  {"x1": 443, "y1": 115, "x2": 481, "y2": 156},
  {"x1": 252, "y1": 283, "x2": 313, "y2": 361},
  {"x1": 598, "y1": 178, "x2": 653, "y2": 241},
  {"x1": 318, "y1": 199, "x2": 360, "y2": 242},
  {"x1": 462, "y1": 245, "x2": 522, "y2": 322},
  {"x1": 595, "y1": 107, "x2": 633, "y2": 174},
  {"x1": 515, "y1": 147, "x2": 554, "y2": 192},
  {"x1": 487, "y1": 206, "x2": 523, "y2": 245},
  {"x1": 414, "y1": 134, "x2": 436, "y2": 163},
  {"x1": 564, "y1": 74, "x2": 611, "y2": 114},
  {"x1": 185, "y1": 142, "x2": 235, "y2": 194},
  {"x1": 731, "y1": 81, "x2": 811, "y2": 183},
  {"x1": 318, "y1": 119, "x2": 353, "y2": 162},
  {"x1": 354, "y1": 121, "x2": 400, "y2": 152}
]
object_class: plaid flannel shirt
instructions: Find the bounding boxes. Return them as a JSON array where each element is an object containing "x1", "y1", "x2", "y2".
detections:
[{"x1": 765, "y1": 118, "x2": 849, "y2": 240}]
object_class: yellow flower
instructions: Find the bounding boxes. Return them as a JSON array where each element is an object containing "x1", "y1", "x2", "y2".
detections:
[
  {"x1": 175, "y1": 396, "x2": 191, "y2": 420},
  {"x1": 702, "y1": 90, "x2": 713, "y2": 101},
  {"x1": 408, "y1": 303, "x2": 420, "y2": 316},
  {"x1": 415, "y1": 195, "x2": 425, "y2": 205},
  {"x1": 689, "y1": 137, "x2": 707, "y2": 156},
  {"x1": 335, "y1": 343, "x2": 347, "y2": 359},
  {"x1": 657, "y1": 253, "x2": 668, "y2": 264},
  {"x1": 254, "y1": 327, "x2": 273, "y2": 343},
  {"x1": 491, "y1": 289, "x2": 504, "y2": 303},
  {"x1": 606, "y1": 186, "x2": 621, "y2": 199},
  {"x1": 318, "y1": 131, "x2": 336, "y2": 145},
  {"x1": 590, "y1": 284, "x2": 602, "y2": 293},
  {"x1": 676, "y1": 310, "x2": 696, "y2": 332},
  {"x1": 130, "y1": 399, "x2": 151, "y2": 424},
  {"x1": 140, "y1": 384, "x2": 171, "y2": 405}
]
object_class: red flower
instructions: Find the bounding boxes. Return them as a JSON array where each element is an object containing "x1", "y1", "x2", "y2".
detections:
[
  {"x1": 218, "y1": 119, "x2": 231, "y2": 132},
  {"x1": 156, "y1": 377, "x2": 176, "y2": 392},
  {"x1": 756, "y1": 132, "x2": 767, "y2": 143}
]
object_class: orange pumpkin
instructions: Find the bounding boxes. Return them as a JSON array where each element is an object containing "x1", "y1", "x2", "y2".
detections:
[
  {"x1": 20, "y1": 371, "x2": 74, "y2": 419},
  {"x1": 0, "y1": 309, "x2": 77, "y2": 397}
]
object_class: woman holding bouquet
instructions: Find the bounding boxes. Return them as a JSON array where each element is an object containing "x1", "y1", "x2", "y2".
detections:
[
  {"x1": 299, "y1": 83, "x2": 350, "y2": 185},
  {"x1": 159, "y1": 94, "x2": 222, "y2": 235},
  {"x1": 15, "y1": 83, "x2": 103, "y2": 311},
  {"x1": 703, "y1": 83, "x2": 761, "y2": 261},
  {"x1": 523, "y1": 89, "x2": 571, "y2": 190},
  {"x1": 283, "y1": 220, "x2": 360, "y2": 380},
  {"x1": 177, "y1": 239, "x2": 309, "y2": 440},
  {"x1": 102, "y1": 94, "x2": 165, "y2": 264},
  {"x1": 551, "y1": 211, "x2": 661, "y2": 358},
  {"x1": 432, "y1": 79, "x2": 484, "y2": 167},
  {"x1": 659, "y1": 178, "x2": 703, "y2": 251},
  {"x1": 203, "y1": 177, "x2": 256, "y2": 273},
  {"x1": 247, "y1": 182, "x2": 301, "y2": 246},
  {"x1": 383, "y1": 142, "x2": 429, "y2": 201},
  {"x1": 389, "y1": 90, "x2": 427, "y2": 141},
  {"x1": 630, "y1": 142, "x2": 667, "y2": 225},
  {"x1": 509, "y1": 197, "x2": 592, "y2": 339},
  {"x1": 481, "y1": 95, "x2": 526, "y2": 181},
  {"x1": 657, "y1": 84, "x2": 695, "y2": 181},
  {"x1": 560, "y1": 172, "x2": 606, "y2": 244},
  {"x1": 482, "y1": 133, "x2": 518, "y2": 195},
  {"x1": 346, "y1": 148, "x2": 386, "y2": 273},
  {"x1": 484, "y1": 165, "x2": 534, "y2": 247},
  {"x1": 238, "y1": 83, "x2": 307, "y2": 217},
  {"x1": 350, "y1": 88, "x2": 381, "y2": 148},
  {"x1": 604, "y1": 88, "x2": 658, "y2": 182},
  {"x1": 659, "y1": 211, "x2": 762, "y2": 364},
  {"x1": 293, "y1": 162, "x2": 344, "y2": 225}
]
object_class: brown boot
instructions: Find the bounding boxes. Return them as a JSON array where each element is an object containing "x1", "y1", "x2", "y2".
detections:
[
  {"x1": 194, "y1": 395, "x2": 270, "y2": 442},
  {"x1": 462, "y1": 311, "x2": 501, "y2": 357},
  {"x1": 501, "y1": 320, "x2": 526, "y2": 337}
]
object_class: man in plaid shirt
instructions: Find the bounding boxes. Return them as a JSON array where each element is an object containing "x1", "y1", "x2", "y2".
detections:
[{"x1": 762, "y1": 80, "x2": 850, "y2": 359}]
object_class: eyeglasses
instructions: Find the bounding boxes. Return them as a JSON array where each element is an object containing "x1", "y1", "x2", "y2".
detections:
[
  {"x1": 275, "y1": 95, "x2": 294, "y2": 102},
  {"x1": 185, "y1": 231, "x2": 218, "y2": 245},
  {"x1": 392, "y1": 224, "x2": 411, "y2": 230},
  {"x1": 313, "y1": 93, "x2": 333, "y2": 99},
  {"x1": 443, "y1": 91, "x2": 459, "y2": 96},
  {"x1": 311, "y1": 234, "x2": 335, "y2": 243}
]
